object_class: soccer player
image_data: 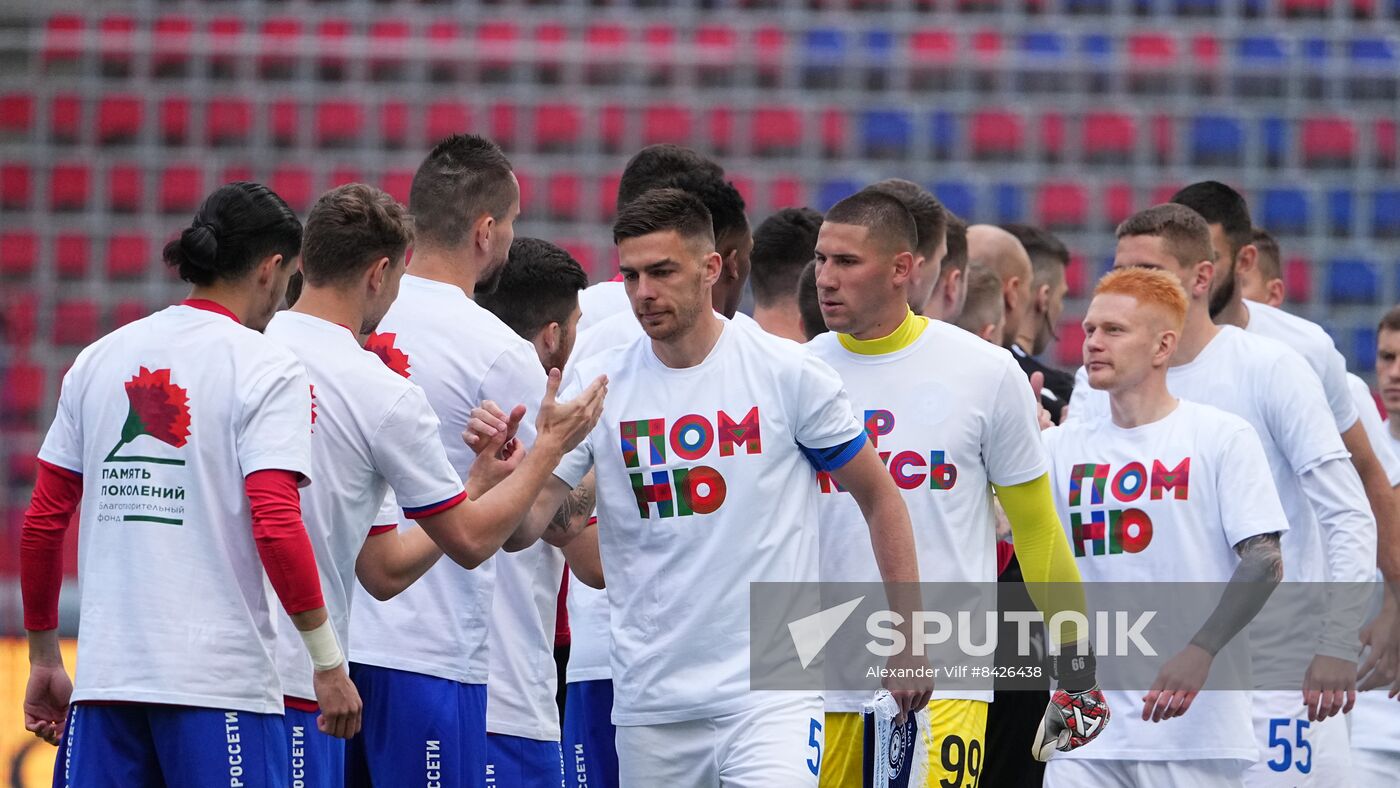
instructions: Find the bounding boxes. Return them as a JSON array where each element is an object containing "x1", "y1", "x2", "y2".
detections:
[
  {"x1": 864, "y1": 179, "x2": 948, "y2": 314},
  {"x1": 578, "y1": 145, "x2": 725, "y2": 332},
  {"x1": 750, "y1": 207, "x2": 823, "y2": 342},
  {"x1": 1068, "y1": 204, "x2": 1376, "y2": 785},
  {"x1": 1044, "y1": 266, "x2": 1287, "y2": 788},
  {"x1": 1237, "y1": 228, "x2": 1285, "y2": 307},
  {"x1": 265, "y1": 187, "x2": 604, "y2": 787},
  {"x1": 1001, "y1": 223, "x2": 1075, "y2": 423},
  {"x1": 476, "y1": 237, "x2": 592, "y2": 787},
  {"x1": 922, "y1": 214, "x2": 969, "y2": 324},
  {"x1": 345, "y1": 135, "x2": 590, "y2": 787},
  {"x1": 967, "y1": 224, "x2": 1035, "y2": 350},
  {"x1": 805, "y1": 189, "x2": 1103, "y2": 787},
  {"x1": 797, "y1": 259, "x2": 828, "y2": 342},
  {"x1": 952, "y1": 262, "x2": 1007, "y2": 343},
  {"x1": 20, "y1": 182, "x2": 359, "y2": 786},
  {"x1": 470, "y1": 188, "x2": 932, "y2": 785}
]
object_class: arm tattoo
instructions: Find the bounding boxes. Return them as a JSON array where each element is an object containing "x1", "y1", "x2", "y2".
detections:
[
  {"x1": 1189, "y1": 532, "x2": 1283, "y2": 656},
  {"x1": 547, "y1": 482, "x2": 595, "y2": 535}
]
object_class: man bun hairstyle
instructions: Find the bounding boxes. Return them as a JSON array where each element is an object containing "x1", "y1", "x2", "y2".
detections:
[{"x1": 163, "y1": 181, "x2": 302, "y2": 286}]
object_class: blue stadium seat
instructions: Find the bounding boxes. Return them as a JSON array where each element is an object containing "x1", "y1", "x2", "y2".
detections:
[
  {"x1": 1190, "y1": 115, "x2": 1244, "y2": 165},
  {"x1": 818, "y1": 178, "x2": 861, "y2": 211},
  {"x1": 1326, "y1": 257, "x2": 1379, "y2": 305},
  {"x1": 1262, "y1": 188, "x2": 1311, "y2": 235},
  {"x1": 1238, "y1": 36, "x2": 1286, "y2": 66},
  {"x1": 860, "y1": 109, "x2": 912, "y2": 158},
  {"x1": 1080, "y1": 33, "x2": 1112, "y2": 60},
  {"x1": 863, "y1": 30, "x2": 895, "y2": 64},
  {"x1": 802, "y1": 29, "x2": 848, "y2": 88},
  {"x1": 932, "y1": 180, "x2": 975, "y2": 219},
  {"x1": 1374, "y1": 189, "x2": 1400, "y2": 237},
  {"x1": 993, "y1": 182, "x2": 1025, "y2": 223},
  {"x1": 1352, "y1": 327, "x2": 1378, "y2": 371},
  {"x1": 928, "y1": 111, "x2": 957, "y2": 159},
  {"x1": 1065, "y1": 0, "x2": 1113, "y2": 13},
  {"x1": 1327, "y1": 189, "x2": 1354, "y2": 236},
  {"x1": 1260, "y1": 116, "x2": 1289, "y2": 166},
  {"x1": 1175, "y1": 0, "x2": 1222, "y2": 15},
  {"x1": 1349, "y1": 37, "x2": 1397, "y2": 65},
  {"x1": 1303, "y1": 38, "x2": 1330, "y2": 62},
  {"x1": 1022, "y1": 31, "x2": 1067, "y2": 57}
]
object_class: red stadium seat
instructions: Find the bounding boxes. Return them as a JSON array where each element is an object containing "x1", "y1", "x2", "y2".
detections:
[
  {"x1": 107, "y1": 163, "x2": 144, "y2": 213},
  {"x1": 1, "y1": 163, "x2": 31, "y2": 210},
  {"x1": 643, "y1": 25, "x2": 678, "y2": 85},
  {"x1": 316, "y1": 100, "x2": 363, "y2": 148},
  {"x1": 220, "y1": 164, "x2": 253, "y2": 185},
  {"x1": 1037, "y1": 182, "x2": 1089, "y2": 230},
  {"x1": 1151, "y1": 182, "x2": 1183, "y2": 205},
  {"x1": 642, "y1": 105, "x2": 692, "y2": 147},
  {"x1": 54, "y1": 233, "x2": 89, "y2": 278},
  {"x1": 598, "y1": 173, "x2": 622, "y2": 220},
  {"x1": 1054, "y1": 321, "x2": 1086, "y2": 368},
  {"x1": 1301, "y1": 115, "x2": 1358, "y2": 167},
  {"x1": 259, "y1": 18, "x2": 302, "y2": 79},
  {"x1": 911, "y1": 30, "x2": 957, "y2": 64},
  {"x1": 1127, "y1": 33, "x2": 1178, "y2": 93},
  {"x1": 270, "y1": 166, "x2": 314, "y2": 214},
  {"x1": 208, "y1": 17, "x2": 244, "y2": 77},
  {"x1": 1082, "y1": 112, "x2": 1136, "y2": 163},
  {"x1": 0, "y1": 93, "x2": 35, "y2": 138},
  {"x1": 53, "y1": 299, "x2": 100, "y2": 346},
  {"x1": 535, "y1": 102, "x2": 583, "y2": 151},
  {"x1": 585, "y1": 23, "x2": 629, "y2": 85},
  {"x1": 1, "y1": 362, "x2": 45, "y2": 422},
  {"x1": 382, "y1": 169, "x2": 414, "y2": 204},
  {"x1": 1150, "y1": 114, "x2": 1175, "y2": 163},
  {"x1": 476, "y1": 21, "x2": 519, "y2": 79},
  {"x1": 1040, "y1": 112, "x2": 1066, "y2": 161},
  {"x1": 369, "y1": 20, "x2": 412, "y2": 80},
  {"x1": 50, "y1": 162, "x2": 90, "y2": 211},
  {"x1": 820, "y1": 108, "x2": 847, "y2": 157},
  {"x1": 752, "y1": 106, "x2": 803, "y2": 156},
  {"x1": 97, "y1": 95, "x2": 143, "y2": 145},
  {"x1": 530, "y1": 23, "x2": 568, "y2": 84},
  {"x1": 316, "y1": 18, "x2": 353, "y2": 80},
  {"x1": 43, "y1": 15, "x2": 84, "y2": 68},
  {"x1": 1377, "y1": 119, "x2": 1398, "y2": 169},
  {"x1": 152, "y1": 15, "x2": 195, "y2": 76},
  {"x1": 753, "y1": 27, "x2": 786, "y2": 86},
  {"x1": 50, "y1": 93, "x2": 81, "y2": 144},
  {"x1": 269, "y1": 98, "x2": 301, "y2": 147},
  {"x1": 7, "y1": 435, "x2": 40, "y2": 487},
  {"x1": 325, "y1": 167, "x2": 361, "y2": 190},
  {"x1": 513, "y1": 171, "x2": 534, "y2": 215},
  {"x1": 599, "y1": 105, "x2": 627, "y2": 153},
  {"x1": 1104, "y1": 182, "x2": 1135, "y2": 228},
  {"x1": 98, "y1": 15, "x2": 136, "y2": 75},
  {"x1": 111, "y1": 299, "x2": 148, "y2": 329},
  {"x1": 1284, "y1": 257, "x2": 1313, "y2": 302},
  {"x1": 489, "y1": 102, "x2": 518, "y2": 149},
  {"x1": 426, "y1": 101, "x2": 472, "y2": 146},
  {"x1": 4, "y1": 294, "x2": 38, "y2": 350},
  {"x1": 1064, "y1": 254, "x2": 1088, "y2": 299},
  {"x1": 159, "y1": 96, "x2": 190, "y2": 145},
  {"x1": 558, "y1": 240, "x2": 598, "y2": 279},
  {"x1": 380, "y1": 101, "x2": 410, "y2": 149},
  {"x1": 696, "y1": 25, "x2": 739, "y2": 84},
  {"x1": 159, "y1": 165, "x2": 202, "y2": 214},
  {"x1": 769, "y1": 176, "x2": 806, "y2": 214},
  {"x1": 426, "y1": 20, "x2": 464, "y2": 81},
  {"x1": 206, "y1": 97, "x2": 253, "y2": 146},
  {"x1": 106, "y1": 233, "x2": 149, "y2": 280},
  {"x1": 970, "y1": 110, "x2": 1024, "y2": 159},
  {"x1": 707, "y1": 108, "x2": 735, "y2": 154},
  {"x1": 546, "y1": 173, "x2": 583, "y2": 221},
  {"x1": 0, "y1": 232, "x2": 37, "y2": 277}
]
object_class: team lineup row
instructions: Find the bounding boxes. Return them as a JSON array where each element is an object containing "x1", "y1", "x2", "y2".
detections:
[{"x1": 17, "y1": 135, "x2": 1400, "y2": 788}]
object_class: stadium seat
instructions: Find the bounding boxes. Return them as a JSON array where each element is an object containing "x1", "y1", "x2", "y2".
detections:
[
  {"x1": 111, "y1": 299, "x2": 148, "y2": 329},
  {"x1": 1, "y1": 163, "x2": 32, "y2": 210},
  {"x1": 932, "y1": 180, "x2": 976, "y2": 220},
  {"x1": 1039, "y1": 112, "x2": 1066, "y2": 161},
  {"x1": 1326, "y1": 257, "x2": 1379, "y2": 305},
  {"x1": 313, "y1": 19, "x2": 351, "y2": 82},
  {"x1": 1234, "y1": 35, "x2": 1287, "y2": 98},
  {"x1": 269, "y1": 167, "x2": 314, "y2": 214},
  {"x1": 546, "y1": 173, "x2": 583, "y2": 221},
  {"x1": 1082, "y1": 112, "x2": 1136, "y2": 164},
  {"x1": 1260, "y1": 116, "x2": 1289, "y2": 168},
  {"x1": 316, "y1": 100, "x2": 363, "y2": 148},
  {"x1": 534, "y1": 102, "x2": 584, "y2": 152},
  {"x1": 269, "y1": 98, "x2": 302, "y2": 147},
  {"x1": 107, "y1": 163, "x2": 144, "y2": 213},
  {"x1": 970, "y1": 110, "x2": 1024, "y2": 160},
  {"x1": 993, "y1": 182, "x2": 1026, "y2": 223},
  {"x1": 818, "y1": 179, "x2": 861, "y2": 211},
  {"x1": 696, "y1": 25, "x2": 739, "y2": 86},
  {"x1": 753, "y1": 27, "x2": 787, "y2": 87},
  {"x1": 380, "y1": 101, "x2": 409, "y2": 149},
  {"x1": 158, "y1": 96, "x2": 190, "y2": 146},
  {"x1": 488, "y1": 102, "x2": 518, "y2": 150},
  {"x1": 585, "y1": 23, "x2": 629, "y2": 86},
  {"x1": 1374, "y1": 189, "x2": 1400, "y2": 237},
  {"x1": 1037, "y1": 182, "x2": 1088, "y2": 230},
  {"x1": 52, "y1": 299, "x2": 100, "y2": 346},
  {"x1": 152, "y1": 15, "x2": 195, "y2": 77},
  {"x1": 0, "y1": 232, "x2": 36, "y2": 278},
  {"x1": 1301, "y1": 116, "x2": 1357, "y2": 167},
  {"x1": 1018, "y1": 31, "x2": 1069, "y2": 92},
  {"x1": 259, "y1": 18, "x2": 303, "y2": 79},
  {"x1": 1054, "y1": 321, "x2": 1086, "y2": 368},
  {"x1": 3, "y1": 293, "x2": 37, "y2": 350},
  {"x1": 1352, "y1": 327, "x2": 1378, "y2": 372},
  {"x1": 1064, "y1": 254, "x2": 1088, "y2": 298},
  {"x1": 752, "y1": 107, "x2": 803, "y2": 156},
  {"x1": 598, "y1": 173, "x2": 622, "y2": 220},
  {"x1": 0, "y1": 93, "x2": 33, "y2": 139},
  {"x1": 324, "y1": 167, "x2": 361, "y2": 191},
  {"x1": 1327, "y1": 189, "x2": 1354, "y2": 236},
  {"x1": 369, "y1": 20, "x2": 412, "y2": 81},
  {"x1": 159, "y1": 165, "x2": 202, "y2": 214},
  {"x1": 1104, "y1": 182, "x2": 1135, "y2": 227},
  {"x1": 1261, "y1": 188, "x2": 1311, "y2": 235},
  {"x1": 426, "y1": 20, "x2": 465, "y2": 82},
  {"x1": 381, "y1": 169, "x2": 414, "y2": 204},
  {"x1": 53, "y1": 233, "x2": 89, "y2": 279},
  {"x1": 707, "y1": 107, "x2": 735, "y2": 154},
  {"x1": 768, "y1": 176, "x2": 805, "y2": 215},
  {"x1": 50, "y1": 93, "x2": 81, "y2": 144},
  {"x1": 426, "y1": 101, "x2": 472, "y2": 146},
  {"x1": 475, "y1": 21, "x2": 520, "y2": 82},
  {"x1": 861, "y1": 30, "x2": 897, "y2": 91},
  {"x1": 599, "y1": 105, "x2": 627, "y2": 153},
  {"x1": 909, "y1": 29, "x2": 957, "y2": 90},
  {"x1": 1347, "y1": 38, "x2": 1398, "y2": 100},
  {"x1": 207, "y1": 17, "x2": 244, "y2": 79},
  {"x1": 98, "y1": 15, "x2": 136, "y2": 77},
  {"x1": 206, "y1": 97, "x2": 253, "y2": 146},
  {"x1": 50, "y1": 163, "x2": 90, "y2": 211},
  {"x1": 820, "y1": 108, "x2": 848, "y2": 157},
  {"x1": 558, "y1": 240, "x2": 598, "y2": 280},
  {"x1": 642, "y1": 105, "x2": 691, "y2": 147},
  {"x1": 43, "y1": 14, "x2": 83, "y2": 69},
  {"x1": 106, "y1": 233, "x2": 149, "y2": 280},
  {"x1": 1376, "y1": 118, "x2": 1398, "y2": 168},
  {"x1": 1, "y1": 362, "x2": 45, "y2": 423},
  {"x1": 861, "y1": 109, "x2": 912, "y2": 159},
  {"x1": 1190, "y1": 115, "x2": 1244, "y2": 165},
  {"x1": 928, "y1": 111, "x2": 957, "y2": 160},
  {"x1": 1126, "y1": 33, "x2": 1178, "y2": 93},
  {"x1": 642, "y1": 25, "x2": 678, "y2": 87},
  {"x1": 802, "y1": 29, "x2": 848, "y2": 89},
  {"x1": 1284, "y1": 257, "x2": 1313, "y2": 302}
]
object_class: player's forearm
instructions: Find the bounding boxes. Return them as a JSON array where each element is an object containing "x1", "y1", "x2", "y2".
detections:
[
  {"x1": 1300, "y1": 458, "x2": 1376, "y2": 657},
  {"x1": 20, "y1": 461, "x2": 82, "y2": 632},
  {"x1": 27, "y1": 629, "x2": 63, "y2": 667},
  {"x1": 1190, "y1": 533, "x2": 1283, "y2": 656},
  {"x1": 427, "y1": 453, "x2": 571, "y2": 567},
  {"x1": 993, "y1": 474, "x2": 1088, "y2": 648},
  {"x1": 562, "y1": 520, "x2": 604, "y2": 589},
  {"x1": 245, "y1": 470, "x2": 326, "y2": 616},
  {"x1": 355, "y1": 526, "x2": 444, "y2": 600}
]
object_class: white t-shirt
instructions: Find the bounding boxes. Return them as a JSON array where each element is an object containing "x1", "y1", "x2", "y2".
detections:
[
  {"x1": 39, "y1": 302, "x2": 313, "y2": 714},
  {"x1": 807, "y1": 319, "x2": 1047, "y2": 708},
  {"x1": 1045, "y1": 400, "x2": 1287, "y2": 763},
  {"x1": 486, "y1": 540, "x2": 565, "y2": 740},
  {"x1": 1244, "y1": 300, "x2": 1359, "y2": 433},
  {"x1": 553, "y1": 318, "x2": 865, "y2": 725},
  {"x1": 349, "y1": 275, "x2": 544, "y2": 686},
  {"x1": 1068, "y1": 327, "x2": 1362, "y2": 683},
  {"x1": 576, "y1": 280, "x2": 630, "y2": 332},
  {"x1": 565, "y1": 563, "x2": 611, "y2": 684},
  {"x1": 264, "y1": 312, "x2": 464, "y2": 702}
]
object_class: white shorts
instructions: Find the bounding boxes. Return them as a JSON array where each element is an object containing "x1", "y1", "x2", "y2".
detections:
[
  {"x1": 615, "y1": 694, "x2": 823, "y2": 788},
  {"x1": 1351, "y1": 747, "x2": 1400, "y2": 788},
  {"x1": 1243, "y1": 690, "x2": 1351, "y2": 787},
  {"x1": 1044, "y1": 757, "x2": 1246, "y2": 788}
]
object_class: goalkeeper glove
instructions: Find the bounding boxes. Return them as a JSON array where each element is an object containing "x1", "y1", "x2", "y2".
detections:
[{"x1": 1033, "y1": 648, "x2": 1110, "y2": 761}]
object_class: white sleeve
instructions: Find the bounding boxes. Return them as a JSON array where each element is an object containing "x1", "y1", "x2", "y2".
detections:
[
  {"x1": 1299, "y1": 455, "x2": 1377, "y2": 659},
  {"x1": 984, "y1": 359, "x2": 1050, "y2": 487},
  {"x1": 1214, "y1": 423, "x2": 1290, "y2": 548},
  {"x1": 374, "y1": 490, "x2": 399, "y2": 527},
  {"x1": 480, "y1": 343, "x2": 548, "y2": 450},
  {"x1": 551, "y1": 366, "x2": 596, "y2": 489},
  {"x1": 37, "y1": 364, "x2": 84, "y2": 474},
  {"x1": 791, "y1": 351, "x2": 864, "y2": 452},
  {"x1": 1317, "y1": 344, "x2": 1361, "y2": 433},
  {"x1": 1263, "y1": 350, "x2": 1350, "y2": 476},
  {"x1": 1348, "y1": 374, "x2": 1400, "y2": 486},
  {"x1": 237, "y1": 352, "x2": 314, "y2": 483},
  {"x1": 371, "y1": 386, "x2": 465, "y2": 513}
]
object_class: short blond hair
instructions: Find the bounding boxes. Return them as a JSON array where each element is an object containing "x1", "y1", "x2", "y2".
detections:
[{"x1": 1094, "y1": 267, "x2": 1188, "y2": 333}]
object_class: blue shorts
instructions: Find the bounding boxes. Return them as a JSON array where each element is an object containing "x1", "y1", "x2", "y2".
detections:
[
  {"x1": 345, "y1": 662, "x2": 487, "y2": 788},
  {"x1": 53, "y1": 702, "x2": 286, "y2": 787},
  {"x1": 485, "y1": 733, "x2": 564, "y2": 788},
  {"x1": 283, "y1": 705, "x2": 344, "y2": 788},
  {"x1": 561, "y1": 680, "x2": 619, "y2": 788}
]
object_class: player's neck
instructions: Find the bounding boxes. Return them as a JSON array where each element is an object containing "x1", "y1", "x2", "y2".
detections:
[
  {"x1": 1169, "y1": 304, "x2": 1221, "y2": 367},
  {"x1": 1109, "y1": 378, "x2": 1177, "y2": 428},
  {"x1": 290, "y1": 287, "x2": 365, "y2": 345},
  {"x1": 753, "y1": 301, "x2": 806, "y2": 343},
  {"x1": 186, "y1": 284, "x2": 256, "y2": 329},
  {"x1": 404, "y1": 248, "x2": 484, "y2": 299},
  {"x1": 847, "y1": 300, "x2": 914, "y2": 342},
  {"x1": 1212, "y1": 295, "x2": 1250, "y2": 330},
  {"x1": 652, "y1": 310, "x2": 724, "y2": 369}
]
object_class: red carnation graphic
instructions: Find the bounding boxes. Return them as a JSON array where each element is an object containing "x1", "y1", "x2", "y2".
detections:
[
  {"x1": 310, "y1": 384, "x2": 318, "y2": 431},
  {"x1": 104, "y1": 367, "x2": 191, "y2": 465},
  {"x1": 365, "y1": 332, "x2": 411, "y2": 378}
]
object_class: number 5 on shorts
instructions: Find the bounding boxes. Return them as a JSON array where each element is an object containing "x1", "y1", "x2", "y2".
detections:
[{"x1": 807, "y1": 718, "x2": 823, "y2": 775}]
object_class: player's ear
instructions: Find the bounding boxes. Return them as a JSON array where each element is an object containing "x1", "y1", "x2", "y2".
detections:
[
  {"x1": 1191, "y1": 259, "x2": 1215, "y2": 300},
  {"x1": 368, "y1": 256, "x2": 391, "y2": 292},
  {"x1": 1235, "y1": 243, "x2": 1258, "y2": 275},
  {"x1": 892, "y1": 251, "x2": 915, "y2": 284},
  {"x1": 255, "y1": 253, "x2": 284, "y2": 286},
  {"x1": 473, "y1": 213, "x2": 495, "y2": 253},
  {"x1": 702, "y1": 251, "x2": 723, "y2": 286},
  {"x1": 1266, "y1": 279, "x2": 1285, "y2": 308}
]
